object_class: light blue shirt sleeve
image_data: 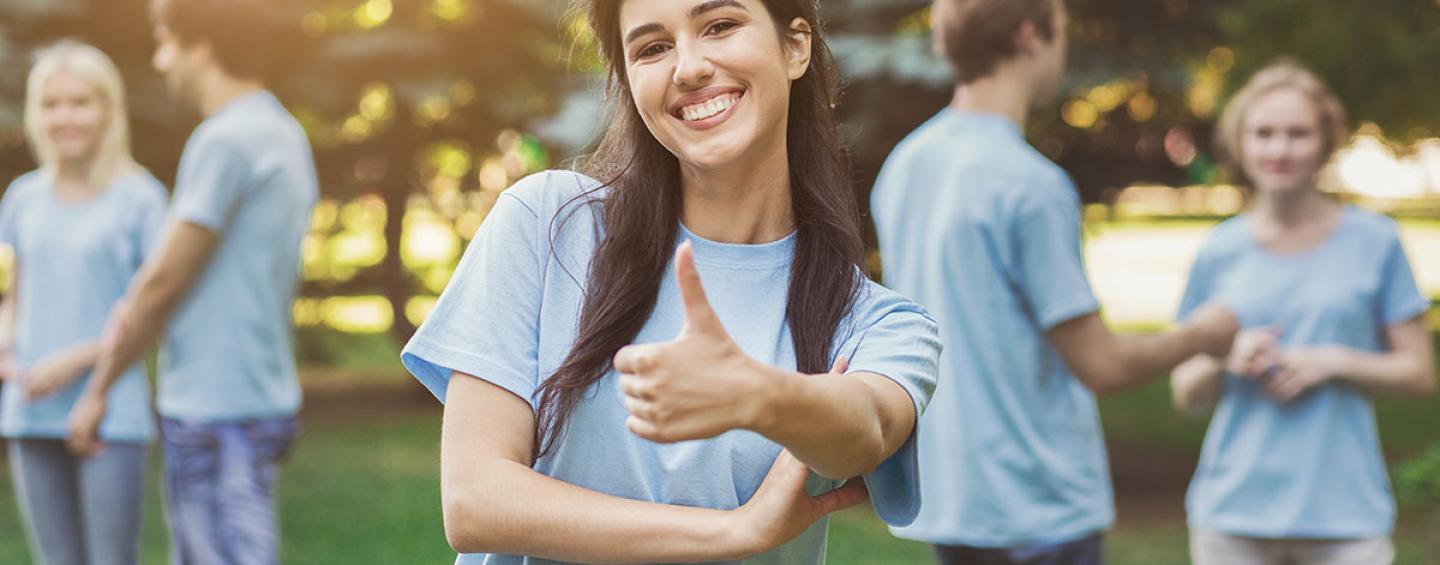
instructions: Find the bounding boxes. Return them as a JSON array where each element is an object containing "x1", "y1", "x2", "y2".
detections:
[
  {"x1": 836, "y1": 290, "x2": 941, "y2": 527},
  {"x1": 1013, "y1": 190, "x2": 1098, "y2": 329},
  {"x1": 171, "y1": 137, "x2": 248, "y2": 232},
  {"x1": 132, "y1": 177, "x2": 169, "y2": 263},
  {"x1": 1377, "y1": 230, "x2": 1429, "y2": 325},
  {"x1": 1177, "y1": 238, "x2": 1218, "y2": 322},
  {"x1": 0, "y1": 177, "x2": 29, "y2": 249},
  {"x1": 401, "y1": 176, "x2": 546, "y2": 406}
]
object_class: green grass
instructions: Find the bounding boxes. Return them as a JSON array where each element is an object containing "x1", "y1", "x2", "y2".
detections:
[
  {"x1": 0, "y1": 390, "x2": 453, "y2": 564},
  {"x1": 0, "y1": 385, "x2": 1433, "y2": 564},
  {"x1": 295, "y1": 327, "x2": 405, "y2": 376}
]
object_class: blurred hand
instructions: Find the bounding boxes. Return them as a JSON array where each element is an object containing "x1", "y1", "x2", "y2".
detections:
[
  {"x1": 1265, "y1": 346, "x2": 1349, "y2": 402},
  {"x1": 616, "y1": 242, "x2": 769, "y2": 443},
  {"x1": 1225, "y1": 327, "x2": 1282, "y2": 379},
  {"x1": 24, "y1": 350, "x2": 89, "y2": 401},
  {"x1": 1185, "y1": 303, "x2": 1240, "y2": 358},
  {"x1": 726, "y1": 450, "x2": 869, "y2": 556},
  {"x1": 66, "y1": 393, "x2": 107, "y2": 458}
]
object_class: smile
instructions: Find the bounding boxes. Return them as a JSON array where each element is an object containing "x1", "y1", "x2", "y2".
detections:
[
  {"x1": 681, "y1": 93, "x2": 740, "y2": 122},
  {"x1": 669, "y1": 87, "x2": 746, "y2": 131}
]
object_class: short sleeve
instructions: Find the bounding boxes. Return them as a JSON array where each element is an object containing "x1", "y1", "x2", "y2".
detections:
[
  {"x1": 1177, "y1": 239, "x2": 1219, "y2": 322},
  {"x1": 1377, "y1": 231, "x2": 1429, "y2": 326},
  {"x1": 0, "y1": 176, "x2": 31, "y2": 249},
  {"x1": 833, "y1": 288, "x2": 941, "y2": 527},
  {"x1": 1013, "y1": 189, "x2": 1099, "y2": 329},
  {"x1": 400, "y1": 174, "x2": 548, "y2": 406},
  {"x1": 132, "y1": 176, "x2": 171, "y2": 262},
  {"x1": 170, "y1": 136, "x2": 248, "y2": 232}
]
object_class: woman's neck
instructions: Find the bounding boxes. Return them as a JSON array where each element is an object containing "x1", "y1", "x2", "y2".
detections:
[
  {"x1": 52, "y1": 157, "x2": 100, "y2": 198},
  {"x1": 1251, "y1": 184, "x2": 1333, "y2": 229},
  {"x1": 678, "y1": 142, "x2": 795, "y2": 245}
]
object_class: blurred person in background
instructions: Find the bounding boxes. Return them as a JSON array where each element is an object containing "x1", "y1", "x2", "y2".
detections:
[
  {"x1": 400, "y1": 0, "x2": 942, "y2": 562},
  {"x1": 0, "y1": 40, "x2": 166, "y2": 565},
  {"x1": 871, "y1": 0, "x2": 1239, "y2": 563},
  {"x1": 1171, "y1": 60, "x2": 1435, "y2": 565},
  {"x1": 65, "y1": 0, "x2": 318, "y2": 563}
]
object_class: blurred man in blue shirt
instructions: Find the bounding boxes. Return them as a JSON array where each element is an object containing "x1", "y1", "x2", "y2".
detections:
[
  {"x1": 69, "y1": 1, "x2": 317, "y2": 562},
  {"x1": 873, "y1": 1, "x2": 1238, "y2": 562}
]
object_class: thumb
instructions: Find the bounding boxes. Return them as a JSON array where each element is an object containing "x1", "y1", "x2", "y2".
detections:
[
  {"x1": 829, "y1": 356, "x2": 849, "y2": 375},
  {"x1": 815, "y1": 478, "x2": 870, "y2": 514},
  {"x1": 674, "y1": 241, "x2": 723, "y2": 335}
]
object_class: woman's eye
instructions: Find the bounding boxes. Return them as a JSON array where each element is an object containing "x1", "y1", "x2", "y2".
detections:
[
  {"x1": 636, "y1": 43, "x2": 669, "y2": 60},
  {"x1": 706, "y1": 21, "x2": 738, "y2": 35}
]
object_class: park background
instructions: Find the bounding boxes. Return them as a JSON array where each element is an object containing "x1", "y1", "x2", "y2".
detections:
[{"x1": 1, "y1": 0, "x2": 1438, "y2": 562}]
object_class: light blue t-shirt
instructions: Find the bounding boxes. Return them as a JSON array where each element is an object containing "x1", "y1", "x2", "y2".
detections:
[
  {"x1": 402, "y1": 170, "x2": 941, "y2": 565},
  {"x1": 0, "y1": 170, "x2": 167, "y2": 442},
  {"x1": 1177, "y1": 206, "x2": 1429, "y2": 539},
  {"x1": 872, "y1": 110, "x2": 1113, "y2": 547},
  {"x1": 160, "y1": 91, "x2": 317, "y2": 422}
]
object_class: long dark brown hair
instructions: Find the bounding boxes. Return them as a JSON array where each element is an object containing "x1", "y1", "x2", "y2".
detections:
[{"x1": 533, "y1": 0, "x2": 865, "y2": 459}]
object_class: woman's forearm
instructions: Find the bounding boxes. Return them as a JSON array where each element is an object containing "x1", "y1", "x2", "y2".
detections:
[
  {"x1": 754, "y1": 367, "x2": 914, "y2": 480},
  {"x1": 1327, "y1": 319, "x2": 1434, "y2": 397},
  {"x1": 442, "y1": 458, "x2": 751, "y2": 562},
  {"x1": 63, "y1": 341, "x2": 101, "y2": 371},
  {"x1": 1333, "y1": 347, "x2": 1435, "y2": 396}
]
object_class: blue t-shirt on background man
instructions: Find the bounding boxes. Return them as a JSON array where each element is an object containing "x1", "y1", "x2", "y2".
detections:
[
  {"x1": 1177, "y1": 206, "x2": 1429, "y2": 539},
  {"x1": 160, "y1": 90, "x2": 318, "y2": 423},
  {"x1": 0, "y1": 170, "x2": 167, "y2": 442},
  {"x1": 402, "y1": 170, "x2": 942, "y2": 565},
  {"x1": 872, "y1": 109, "x2": 1114, "y2": 548}
]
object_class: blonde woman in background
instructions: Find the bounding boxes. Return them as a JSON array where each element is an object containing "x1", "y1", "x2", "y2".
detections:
[
  {"x1": 0, "y1": 41, "x2": 167, "y2": 565},
  {"x1": 1172, "y1": 60, "x2": 1435, "y2": 565}
]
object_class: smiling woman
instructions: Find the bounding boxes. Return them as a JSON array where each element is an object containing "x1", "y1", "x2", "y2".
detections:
[
  {"x1": 0, "y1": 41, "x2": 166, "y2": 565},
  {"x1": 1171, "y1": 61, "x2": 1436, "y2": 565},
  {"x1": 398, "y1": 0, "x2": 941, "y2": 563}
]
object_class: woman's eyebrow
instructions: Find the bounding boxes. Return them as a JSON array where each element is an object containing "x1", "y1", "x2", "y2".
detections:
[{"x1": 624, "y1": 0, "x2": 748, "y2": 46}]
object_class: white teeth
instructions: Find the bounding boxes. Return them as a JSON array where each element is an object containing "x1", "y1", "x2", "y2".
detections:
[{"x1": 680, "y1": 94, "x2": 739, "y2": 122}]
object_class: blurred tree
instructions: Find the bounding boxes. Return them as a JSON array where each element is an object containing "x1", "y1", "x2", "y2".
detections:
[
  {"x1": 0, "y1": 0, "x2": 577, "y2": 341},
  {"x1": 824, "y1": 0, "x2": 1440, "y2": 211},
  {"x1": 1, "y1": 0, "x2": 1437, "y2": 340}
]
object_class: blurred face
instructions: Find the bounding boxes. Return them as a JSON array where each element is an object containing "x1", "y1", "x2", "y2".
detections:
[
  {"x1": 619, "y1": 0, "x2": 811, "y2": 172},
  {"x1": 1240, "y1": 87, "x2": 1327, "y2": 194},
  {"x1": 151, "y1": 22, "x2": 208, "y2": 103},
  {"x1": 40, "y1": 72, "x2": 109, "y2": 164}
]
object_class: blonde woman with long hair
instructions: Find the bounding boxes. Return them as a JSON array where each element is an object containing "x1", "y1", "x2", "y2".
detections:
[
  {"x1": 0, "y1": 40, "x2": 167, "y2": 565},
  {"x1": 1171, "y1": 60, "x2": 1435, "y2": 565}
]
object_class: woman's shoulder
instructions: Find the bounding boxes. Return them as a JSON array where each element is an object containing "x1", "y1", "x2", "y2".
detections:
[
  {"x1": 501, "y1": 169, "x2": 607, "y2": 221},
  {"x1": 851, "y1": 276, "x2": 939, "y2": 328},
  {"x1": 1194, "y1": 214, "x2": 1252, "y2": 258},
  {"x1": 115, "y1": 168, "x2": 169, "y2": 204},
  {"x1": 2, "y1": 170, "x2": 45, "y2": 203},
  {"x1": 1340, "y1": 205, "x2": 1403, "y2": 243}
]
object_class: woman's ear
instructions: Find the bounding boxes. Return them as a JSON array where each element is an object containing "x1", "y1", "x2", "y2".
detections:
[{"x1": 784, "y1": 17, "x2": 813, "y2": 81}]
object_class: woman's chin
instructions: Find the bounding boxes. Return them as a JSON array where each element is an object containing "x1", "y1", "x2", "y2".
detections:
[
  {"x1": 674, "y1": 142, "x2": 751, "y2": 172},
  {"x1": 1255, "y1": 180, "x2": 1314, "y2": 195}
]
